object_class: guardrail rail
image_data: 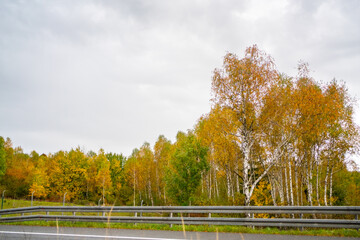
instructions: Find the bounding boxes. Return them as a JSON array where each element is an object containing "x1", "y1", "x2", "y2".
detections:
[{"x1": 0, "y1": 206, "x2": 359, "y2": 229}]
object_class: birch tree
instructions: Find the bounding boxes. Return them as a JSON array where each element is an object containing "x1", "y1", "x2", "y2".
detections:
[{"x1": 212, "y1": 45, "x2": 284, "y2": 206}]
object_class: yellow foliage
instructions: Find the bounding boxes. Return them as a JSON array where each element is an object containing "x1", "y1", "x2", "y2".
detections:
[{"x1": 251, "y1": 180, "x2": 272, "y2": 218}]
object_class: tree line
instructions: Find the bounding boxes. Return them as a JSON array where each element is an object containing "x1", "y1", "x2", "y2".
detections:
[{"x1": 0, "y1": 45, "x2": 359, "y2": 206}]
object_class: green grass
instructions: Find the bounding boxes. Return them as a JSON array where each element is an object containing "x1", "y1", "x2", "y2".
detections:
[
  {"x1": 1, "y1": 198, "x2": 78, "y2": 209},
  {"x1": 1, "y1": 199, "x2": 359, "y2": 238}
]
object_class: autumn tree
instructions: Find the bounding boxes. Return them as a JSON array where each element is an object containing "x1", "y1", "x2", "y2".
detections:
[
  {"x1": 136, "y1": 143, "x2": 156, "y2": 205},
  {"x1": 259, "y1": 74, "x2": 297, "y2": 206},
  {"x1": 153, "y1": 135, "x2": 172, "y2": 204},
  {"x1": 0, "y1": 136, "x2": 6, "y2": 179},
  {"x1": 29, "y1": 153, "x2": 49, "y2": 198},
  {"x1": 212, "y1": 45, "x2": 288, "y2": 206},
  {"x1": 123, "y1": 143, "x2": 156, "y2": 206},
  {"x1": 196, "y1": 106, "x2": 241, "y2": 203},
  {"x1": 47, "y1": 148, "x2": 88, "y2": 201},
  {"x1": 92, "y1": 149, "x2": 112, "y2": 204},
  {"x1": 321, "y1": 80, "x2": 358, "y2": 206},
  {"x1": 123, "y1": 149, "x2": 140, "y2": 206},
  {"x1": 166, "y1": 131, "x2": 209, "y2": 206},
  {"x1": 1, "y1": 140, "x2": 34, "y2": 198},
  {"x1": 107, "y1": 152, "x2": 125, "y2": 201}
]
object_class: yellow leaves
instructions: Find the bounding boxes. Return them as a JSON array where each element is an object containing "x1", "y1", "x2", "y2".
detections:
[
  {"x1": 251, "y1": 180, "x2": 272, "y2": 206},
  {"x1": 29, "y1": 182, "x2": 47, "y2": 198},
  {"x1": 217, "y1": 170, "x2": 226, "y2": 178},
  {"x1": 251, "y1": 180, "x2": 272, "y2": 218}
]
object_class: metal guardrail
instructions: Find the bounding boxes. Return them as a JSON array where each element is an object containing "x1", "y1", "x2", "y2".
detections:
[{"x1": 0, "y1": 206, "x2": 359, "y2": 229}]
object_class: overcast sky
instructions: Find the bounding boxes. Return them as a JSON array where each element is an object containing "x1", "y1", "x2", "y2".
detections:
[{"x1": 1, "y1": 0, "x2": 359, "y2": 159}]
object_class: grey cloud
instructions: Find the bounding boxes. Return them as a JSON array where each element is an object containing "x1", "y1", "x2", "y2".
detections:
[{"x1": 0, "y1": 0, "x2": 359, "y2": 158}]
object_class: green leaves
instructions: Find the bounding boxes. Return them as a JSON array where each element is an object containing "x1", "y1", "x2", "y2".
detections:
[{"x1": 166, "y1": 131, "x2": 209, "y2": 206}]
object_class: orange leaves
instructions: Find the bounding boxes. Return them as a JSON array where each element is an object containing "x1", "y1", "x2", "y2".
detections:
[{"x1": 212, "y1": 45, "x2": 277, "y2": 120}]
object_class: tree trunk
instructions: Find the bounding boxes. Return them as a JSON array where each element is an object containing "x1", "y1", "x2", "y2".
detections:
[
  {"x1": 300, "y1": 171, "x2": 304, "y2": 206},
  {"x1": 329, "y1": 168, "x2": 333, "y2": 206},
  {"x1": 201, "y1": 172, "x2": 204, "y2": 194},
  {"x1": 236, "y1": 159, "x2": 240, "y2": 193},
  {"x1": 208, "y1": 163, "x2": 212, "y2": 199},
  {"x1": 307, "y1": 159, "x2": 313, "y2": 206},
  {"x1": 316, "y1": 160, "x2": 320, "y2": 206},
  {"x1": 277, "y1": 172, "x2": 285, "y2": 205},
  {"x1": 295, "y1": 165, "x2": 299, "y2": 206},
  {"x1": 268, "y1": 174, "x2": 277, "y2": 206},
  {"x1": 102, "y1": 177, "x2": 105, "y2": 205},
  {"x1": 324, "y1": 158, "x2": 329, "y2": 206},
  {"x1": 155, "y1": 161, "x2": 158, "y2": 198},
  {"x1": 164, "y1": 186, "x2": 166, "y2": 205},
  {"x1": 226, "y1": 166, "x2": 231, "y2": 199},
  {"x1": 243, "y1": 148, "x2": 251, "y2": 206},
  {"x1": 148, "y1": 178, "x2": 153, "y2": 206},
  {"x1": 289, "y1": 159, "x2": 294, "y2": 206},
  {"x1": 215, "y1": 168, "x2": 219, "y2": 199},
  {"x1": 284, "y1": 158, "x2": 290, "y2": 205}
]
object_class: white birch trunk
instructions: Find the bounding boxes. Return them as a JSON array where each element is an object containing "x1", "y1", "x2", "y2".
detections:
[
  {"x1": 284, "y1": 159, "x2": 290, "y2": 205},
  {"x1": 289, "y1": 159, "x2": 294, "y2": 206},
  {"x1": 208, "y1": 165, "x2": 212, "y2": 199},
  {"x1": 307, "y1": 159, "x2": 313, "y2": 206},
  {"x1": 295, "y1": 165, "x2": 299, "y2": 206},
  {"x1": 329, "y1": 168, "x2": 333, "y2": 206},
  {"x1": 148, "y1": 178, "x2": 153, "y2": 206},
  {"x1": 226, "y1": 166, "x2": 231, "y2": 198},
  {"x1": 324, "y1": 158, "x2": 329, "y2": 206},
  {"x1": 316, "y1": 160, "x2": 320, "y2": 206},
  {"x1": 268, "y1": 174, "x2": 277, "y2": 206},
  {"x1": 236, "y1": 159, "x2": 240, "y2": 193},
  {"x1": 215, "y1": 168, "x2": 219, "y2": 198},
  {"x1": 242, "y1": 134, "x2": 252, "y2": 206},
  {"x1": 278, "y1": 171, "x2": 285, "y2": 205},
  {"x1": 155, "y1": 160, "x2": 160, "y2": 199}
]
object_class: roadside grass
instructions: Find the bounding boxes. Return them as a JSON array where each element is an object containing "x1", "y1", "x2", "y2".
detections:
[
  {"x1": 1, "y1": 199, "x2": 359, "y2": 238},
  {"x1": 1, "y1": 198, "x2": 78, "y2": 209}
]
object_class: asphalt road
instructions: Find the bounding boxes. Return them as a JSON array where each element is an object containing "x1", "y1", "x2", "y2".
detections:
[{"x1": 0, "y1": 225, "x2": 357, "y2": 240}]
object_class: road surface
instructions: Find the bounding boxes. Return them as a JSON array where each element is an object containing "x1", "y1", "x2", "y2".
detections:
[{"x1": 0, "y1": 225, "x2": 357, "y2": 240}]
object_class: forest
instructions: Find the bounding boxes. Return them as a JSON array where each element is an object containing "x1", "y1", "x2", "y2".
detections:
[{"x1": 0, "y1": 45, "x2": 359, "y2": 207}]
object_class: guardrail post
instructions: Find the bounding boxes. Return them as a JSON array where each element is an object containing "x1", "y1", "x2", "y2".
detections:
[
  {"x1": 1, "y1": 190, "x2": 6, "y2": 209},
  {"x1": 98, "y1": 198, "x2": 102, "y2": 216},
  {"x1": 251, "y1": 213, "x2": 254, "y2": 229},
  {"x1": 170, "y1": 212, "x2": 173, "y2": 228},
  {"x1": 63, "y1": 192, "x2": 67, "y2": 206},
  {"x1": 62, "y1": 192, "x2": 67, "y2": 216},
  {"x1": 208, "y1": 213, "x2": 211, "y2": 218},
  {"x1": 31, "y1": 191, "x2": 35, "y2": 207},
  {"x1": 102, "y1": 197, "x2": 106, "y2": 216},
  {"x1": 300, "y1": 213, "x2": 304, "y2": 231},
  {"x1": 140, "y1": 200, "x2": 143, "y2": 217},
  {"x1": 134, "y1": 202, "x2": 138, "y2": 226}
]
